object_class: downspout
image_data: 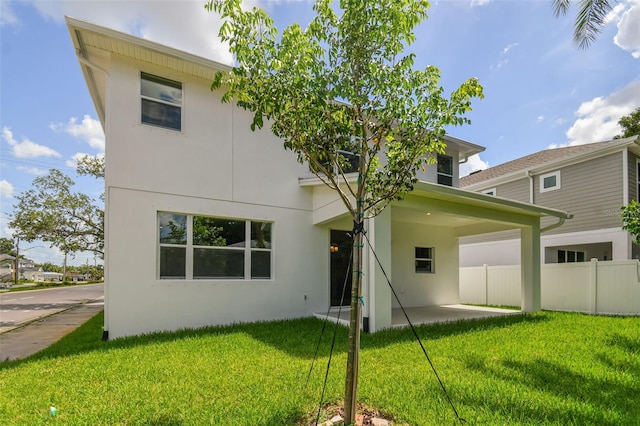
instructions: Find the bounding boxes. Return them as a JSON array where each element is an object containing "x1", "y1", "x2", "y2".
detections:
[
  {"x1": 527, "y1": 170, "x2": 534, "y2": 204},
  {"x1": 622, "y1": 149, "x2": 629, "y2": 205}
]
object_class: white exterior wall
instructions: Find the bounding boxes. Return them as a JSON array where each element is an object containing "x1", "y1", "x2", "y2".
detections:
[
  {"x1": 391, "y1": 220, "x2": 459, "y2": 308},
  {"x1": 460, "y1": 227, "x2": 629, "y2": 267},
  {"x1": 103, "y1": 56, "x2": 325, "y2": 338}
]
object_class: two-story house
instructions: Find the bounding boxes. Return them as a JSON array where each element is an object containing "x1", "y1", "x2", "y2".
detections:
[
  {"x1": 460, "y1": 136, "x2": 640, "y2": 266},
  {"x1": 67, "y1": 17, "x2": 570, "y2": 339}
]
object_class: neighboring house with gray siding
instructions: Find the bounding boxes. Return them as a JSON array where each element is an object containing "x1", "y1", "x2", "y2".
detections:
[{"x1": 459, "y1": 136, "x2": 640, "y2": 266}]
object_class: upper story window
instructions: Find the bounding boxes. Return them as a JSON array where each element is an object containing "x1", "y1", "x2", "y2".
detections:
[
  {"x1": 437, "y1": 154, "x2": 453, "y2": 186},
  {"x1": 158, "y1": 212, "x2": 272, "y2": 280},
  {"x1": 311, "y1": 150, "x2": 360, "y2": 175},
  {"x1": 481, "y1": 188, "x2": 496, "y2": 196},
  {"x1": 540, "y1": 171, "x2": 561, "y2": 193},
  {"x1": 141, "y1": 72, "x2": 182, "y2": 131}
]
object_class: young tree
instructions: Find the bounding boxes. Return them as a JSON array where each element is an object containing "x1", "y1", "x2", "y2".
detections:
[
  {"x1": 552, "y1": 0, "x2": 615, "y2": 49},
  {"x1": 622, "y1": 199, "x2": 640, "y2": 243},
  {"x1": 614, "y1": 107, "x2": 640, "y2": 139},
  {"x1": 9, "y1": 169, "x2": 104, "y2": 266},
  {"x1": 206, "y1": 0, "x2": 483, "y2": 421}
]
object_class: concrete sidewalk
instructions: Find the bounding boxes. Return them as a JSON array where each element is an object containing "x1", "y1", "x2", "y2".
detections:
[{"x1": 0, "y1": 301, "x2": 103, "y2": 361}]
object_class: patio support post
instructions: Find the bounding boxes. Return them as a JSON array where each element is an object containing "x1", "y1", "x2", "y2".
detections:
[
  {"x1": 367, "y1": 207, "x2": 392, "y2": 332},
  {"x1": 520, "y1": 224, "x2": 541, "y2": 312}
]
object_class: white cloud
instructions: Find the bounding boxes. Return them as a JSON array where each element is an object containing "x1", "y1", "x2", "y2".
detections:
[
  {"x1": 51, "y1": 115, "x2": 105, "y2": 152},
  {"x1": 2, "y1": 127, "x2": 62, "y2": 159},
  {"x1": 17, "y1": 166, "x2": 47, "y2": 176},
  {"x1": 613, "y1": 1, "x2": 640, "y2": 58},
  {"x1": 490, "y1": 42, "x2": 519, "y2": 71},
  {"x1": 27, "y1": 0, "x2": 233, "y2": 64},
  {"x1": 0, "y1": 179, "x2": 14, "y2": 198},
  {"x1": 460, "y1": 154, "x2": 489, "y2": 177},
  {"x1": 537, "y1": 115, "x2": 545, "y2": 123},
  {"x1": 0, "y1": 1, "x2": 19, "y2": 26},
  {"x1": 470, "y1": 0, "x2": 490, "y2": 7},
  {"x1": 565, "y1": 80, "x2": 640, "y2": 145}
]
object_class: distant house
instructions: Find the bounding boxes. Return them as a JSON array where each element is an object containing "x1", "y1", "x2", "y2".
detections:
[
  {"x1": 67, "y1": 17, "x2": 570, "y2": 339},
  {"x1": 34, "y1": 272, "x2": 63, "y2": 282},
  {"x1": 460, "y1": 136, "x2": 640, "y2": 266}
]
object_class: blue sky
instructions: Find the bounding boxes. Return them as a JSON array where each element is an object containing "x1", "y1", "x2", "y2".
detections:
[{"x1": 1, "y1": 0, "x2": 639, "y2": 266}]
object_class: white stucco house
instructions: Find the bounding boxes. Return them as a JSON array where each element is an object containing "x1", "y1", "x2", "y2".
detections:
[{"x1": 67, "y1": 17, "x2": 571, "y2": 339}]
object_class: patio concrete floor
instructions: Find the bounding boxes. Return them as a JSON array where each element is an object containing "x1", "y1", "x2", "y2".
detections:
[{"x1": 315, "y1": 304, "x2": 521, "y2": 329}]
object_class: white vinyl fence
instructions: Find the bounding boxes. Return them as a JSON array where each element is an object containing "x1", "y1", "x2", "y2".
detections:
[{"x1": 459, "y1": 260, "x2": 640, "y2": 315}]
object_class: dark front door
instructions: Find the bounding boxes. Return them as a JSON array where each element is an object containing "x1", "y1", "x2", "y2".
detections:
[{"x1": 330, "y1": 230, "x2": 353, "y2": 306}]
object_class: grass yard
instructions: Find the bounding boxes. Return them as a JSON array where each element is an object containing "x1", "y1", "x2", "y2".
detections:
[{"x1": 0, "y1": 311, "x2": 638, "y2": 425}]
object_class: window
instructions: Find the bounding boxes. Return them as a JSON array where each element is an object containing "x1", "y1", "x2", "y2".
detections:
[
  {"x1": 415, "y1": 247, "x2": 434, "y2": 273},
  {"x1": 141, "y1": 72, "x2": 182, "y2": 131},
  {"x1": 557, "y1": 250, "x2": 585, "y2": 263},
  {"x1": 481, "y1": 188, "x2": 496, "y2": 196},
  {"x1": 311, "y1": 150, "x2": 360, "y2": 175},
  {"x1": 540, "y1": 171, "x2": 560, "y2": 193},
  {"x1": 437, "y1": 154, "x2": 453, "y2": 186},
  {"x1": 158, "y1": 212, "x2": 272, "y2": 279}
]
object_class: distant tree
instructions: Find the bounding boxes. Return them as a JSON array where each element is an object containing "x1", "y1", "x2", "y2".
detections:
[
  {"x1": 9, "y1": 169, "x2": 104, "y2": 263},
  {"x1": 207, "y1": 0, "x2": 483, "y2": 421},
  {"x1": 614, "y1": 107, "x2": 640, "y2": 139},
  {"x1": 0, "y1": 238, "x2": 16, "y2": 256},
  {"x1": 77, "y1": 155, "x2": 105, "y2": 180},
  {"x1": 552, "y1": 0, "x2": 615, "y2": 49},
  {"x1": 38, "y1": 262, "x2": 63, "y2": 273}
]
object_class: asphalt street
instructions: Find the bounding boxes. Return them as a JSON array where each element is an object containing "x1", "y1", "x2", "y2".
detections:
[{"x1": 0, "y1": 283, "x2": 104, "y2": 333}]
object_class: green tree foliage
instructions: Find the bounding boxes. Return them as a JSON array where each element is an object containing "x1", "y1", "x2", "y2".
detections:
[
  {"x1": 9, "y1": 169, "x2": 104, "y2": 258},
  {"x1": 621, "y1": 200, "x2": 640, "y2": 244},
  {"x1": 614, "y1": 107, "x2": 640, "y2": 139},
  {"x1": 206, "y1": 0, "x2": 483, "y2": 421},
  {"x1": 0, "y1": 238, "x2": 16, "y2": 256},
  {"x1": 552, "y1": 0, "x2": 615, "y2": 49}
]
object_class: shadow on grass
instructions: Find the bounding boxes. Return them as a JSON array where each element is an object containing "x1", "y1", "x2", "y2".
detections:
[
  {"x1": 461, "y1": 357, "x2": 640, "y2": 424},
  {"x1": 0, "y1": 310, "x2": 550, "y2": 371}
]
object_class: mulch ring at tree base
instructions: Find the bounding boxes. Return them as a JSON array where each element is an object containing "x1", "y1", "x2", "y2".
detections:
[{"x1": 299, "y1": 402, "x2": 407, "y2": 425}]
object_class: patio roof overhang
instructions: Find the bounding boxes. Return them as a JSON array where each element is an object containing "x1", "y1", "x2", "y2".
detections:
[
  {"x1": 302, "y1": 178, "x2": 572, "y2": 234},
  {"x1": 394, "y1": 181, "x2": 572, "y2": 236}
]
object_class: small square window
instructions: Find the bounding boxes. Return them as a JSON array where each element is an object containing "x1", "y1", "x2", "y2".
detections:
[
  {"x1": 540, "y1": 171, "x2": 560, "y2": 193},
  {"x1": 415, "y1": 247, "x2": 434, "y2": 273}
]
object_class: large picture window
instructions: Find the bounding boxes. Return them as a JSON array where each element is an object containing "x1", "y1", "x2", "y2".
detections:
[
  {"x1": 141, "y1": 72, "x2": 182, "y2": 131},
  {"x1": 158, "y1": 212, "x2": 272, "y2": 280}
]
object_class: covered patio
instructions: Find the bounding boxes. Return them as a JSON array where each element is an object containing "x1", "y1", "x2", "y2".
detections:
[{"x1": 315, "y1": 304, "x2": 521, "y2": 329}]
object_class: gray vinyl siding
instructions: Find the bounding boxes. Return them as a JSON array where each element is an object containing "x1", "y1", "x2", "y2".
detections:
[
  {"x1": 491, "y1": 178, "x2": 529, "y2": 203},
  {"x1": 629, "y1": 152, "x2": 639, "y2": 201},
  {"x1": 537, "y1": 152, "x2": 623, "y2": 235}
]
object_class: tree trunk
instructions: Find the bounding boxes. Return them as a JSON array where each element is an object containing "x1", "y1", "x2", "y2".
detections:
[{"x1": 344, "y1": 216, "x2": 363, "y2": 423}]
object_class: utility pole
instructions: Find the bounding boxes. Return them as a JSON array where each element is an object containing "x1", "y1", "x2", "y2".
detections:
[{"x1": 13, "y1": 236, "x2": 19, "y2": 286}]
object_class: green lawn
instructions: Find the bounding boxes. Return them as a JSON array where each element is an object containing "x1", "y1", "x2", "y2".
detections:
[{"x1": 1, "y1": 311, "x2": 638, "y2": 425}]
